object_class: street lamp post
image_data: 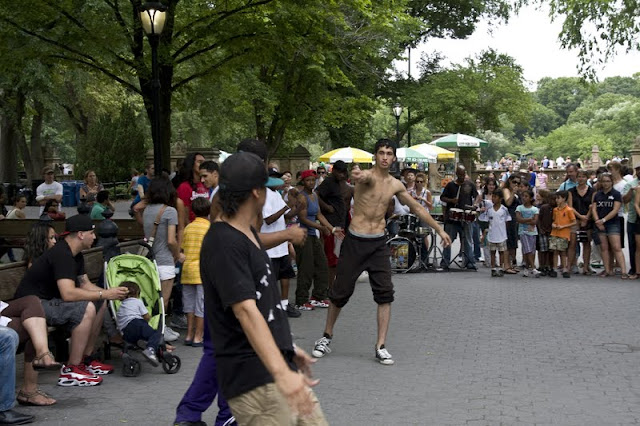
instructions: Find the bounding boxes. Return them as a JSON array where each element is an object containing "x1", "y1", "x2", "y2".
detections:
[
  {"x1": 140, "y1": 2, "x2": 167, "y2": 176},
  {"x1": 392, "y1": 103, "x2": 403, "y2": 147}
]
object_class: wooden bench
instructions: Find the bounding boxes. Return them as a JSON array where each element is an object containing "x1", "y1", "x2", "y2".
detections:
[
  {"x1": 0, "y1": 218, "x2": 145, "y2": 248},
  {"x1": 0, "y1": 240, "x2": 144, "y2": 361}
]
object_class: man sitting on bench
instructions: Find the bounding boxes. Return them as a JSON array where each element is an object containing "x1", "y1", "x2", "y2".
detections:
[{"x1": 14, "y1": 215, "x2": 128, "y2": 387}]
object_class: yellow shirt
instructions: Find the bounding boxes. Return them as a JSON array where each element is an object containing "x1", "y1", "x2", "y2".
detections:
[{"x1": 181, "y1": 217, "x2": 210, "y2": 284}]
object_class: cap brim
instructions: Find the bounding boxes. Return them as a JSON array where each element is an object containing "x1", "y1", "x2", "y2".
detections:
[{"x1": 266, "y1": 177, "x2": 284, "y2": 188}]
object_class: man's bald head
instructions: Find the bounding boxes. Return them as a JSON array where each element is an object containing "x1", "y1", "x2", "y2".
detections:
[{"x1": 456, "y1": 165, "x2": 466, "y2": 181}]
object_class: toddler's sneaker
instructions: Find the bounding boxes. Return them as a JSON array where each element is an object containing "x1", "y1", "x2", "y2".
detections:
[
  {"x1": 84, "y1": 356, "x2": 114, "y2": 375},
  {"x1": 309, "y1": 298, "x2": 330, "y2": 308},
  {"x1": 295, "y1": 303, "x2": 314, "y2": 311},
  {"x1": 312, "y1": 335, "x2": 332, "y2": 358},
  {"x1": 142, "y1": 347, "x2": 159, "y2": 367},
  {"x1": 58, "y1": 364, "x2": 102, "y2": 387},
  {"x1": 375, "y1": 345, "x2": 395, "y2": 365}
]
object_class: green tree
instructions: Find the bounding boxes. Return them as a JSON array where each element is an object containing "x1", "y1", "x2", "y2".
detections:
[
  {"x1": 535, "y1": 77, "x2": 591, "y2": 122},
  {"x1": 77, "y1": 103, "x2": 147, "y2": 182}
]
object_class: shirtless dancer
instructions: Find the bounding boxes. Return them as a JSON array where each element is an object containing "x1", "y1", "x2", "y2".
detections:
[{"x1": 311, "y1": 139, "x2": 452, "y2": 365}]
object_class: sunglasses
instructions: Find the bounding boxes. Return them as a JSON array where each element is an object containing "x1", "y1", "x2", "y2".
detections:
[
  {"x1": 318, "y1": 171, "x2": 326, "y2": 174},
  {"x1": 416, "y1": 180, "x2": 424, "y2": 183}
]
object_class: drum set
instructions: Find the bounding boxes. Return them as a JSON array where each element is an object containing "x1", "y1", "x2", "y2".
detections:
[
  {"x1": 387, "y1": 214, "x2": 437, "y2": 273},
  {"x1": 387, "y1": 206, "x2": 478, "y2": 273}
]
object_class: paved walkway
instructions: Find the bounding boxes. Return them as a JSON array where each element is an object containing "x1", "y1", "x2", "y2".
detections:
[{"x1": 12, "y1": 269, "x2": 640, "y2": 425}]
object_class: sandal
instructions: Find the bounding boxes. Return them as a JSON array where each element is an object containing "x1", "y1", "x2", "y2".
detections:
[
  {"x1": 621, "y1": 273, "x2": 631, "y2": 280},
  {"x1": 598, "y1": 270, "x2": 610, "y2": 278},
  {"x1": 32, "y1": 351, "x2": 62, "y2": 371},
  {"x1": 17, "y1": 389, "x2": 57, "y2": 406},
  {"x1": 504, "y1": 268, "x2": 518, "y2": 274},
  {"x1": 582, "y1": 269, "x2": 595, "y2": 275}
]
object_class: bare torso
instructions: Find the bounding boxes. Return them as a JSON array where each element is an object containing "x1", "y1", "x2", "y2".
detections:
[{"x1": 349, "y1": 169, "x2": 403, "y2": 235}]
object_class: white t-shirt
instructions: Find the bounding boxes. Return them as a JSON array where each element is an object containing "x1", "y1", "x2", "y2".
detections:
[
  {"x1": 36, "y1": 181, "x2": 63, "y2": 215},
  {"x1": 392, "y1": 196, "x2": 411, "y2": 215},
  {"x1": 261, "y1": 189, "x2": 288, "y2": 258},
  {"x1": 209, "y1": 185, "x2": 219, "y2": 202},
  {"x1": 487, "y1": 205, "x2": 511, "y2": 243},
  {"x1": 613, "y1": 179, "x2": 627, "y2": 216},
  {"x1": 116, "y1": 297, "x2": 148, "y2": 331}
]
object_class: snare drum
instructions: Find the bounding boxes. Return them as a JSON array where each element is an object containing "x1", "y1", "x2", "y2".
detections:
[
  {"x1": 387, "y1": 236, "x2": 418, "y2": 272},
  {"x1": 398, "y1": 214, "x2": 419, "y2": 238},
  {"x1": 463, "y1": 209, "x2": 477, "y2": 223},
  {"x1": 448, "y1": 208, "x2": 465, "y2": 222}
]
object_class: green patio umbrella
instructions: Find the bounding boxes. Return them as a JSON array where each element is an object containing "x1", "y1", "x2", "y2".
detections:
[{"x1": 430, "y1": 133, "x2": 488, "y2": 148}]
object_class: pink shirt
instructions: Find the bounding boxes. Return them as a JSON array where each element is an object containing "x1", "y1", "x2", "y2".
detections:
[{"x1": 537, "y1": 173, "x2": 548, "y2": 189}]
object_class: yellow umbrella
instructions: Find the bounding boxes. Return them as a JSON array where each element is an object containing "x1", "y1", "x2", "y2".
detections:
[
  {"x1": 410, "y1": 143, "x2": 455, "y2": 160},
  {"x1": 318, "y1": 147, "x2": 374, "y2": 163}
]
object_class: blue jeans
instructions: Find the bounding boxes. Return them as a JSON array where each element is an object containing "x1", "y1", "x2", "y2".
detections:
[
  {"x1": 441, "y1": 221, "x2": 475, "y2": 268},
  {"x1": 122, "y1": 319, "x2": 162, "y2": 351},
  {"x1": 472, "y1": 221, "x2": 481, "y2": 261},
  {"x1": 0, "y1": 326, "x2": 19, "y2": 411},
  {"x1": 175, "y1": 316, "x2": 235, "y2": 426}
]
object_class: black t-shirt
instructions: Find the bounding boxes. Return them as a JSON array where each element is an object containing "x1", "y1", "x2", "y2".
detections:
[
  {"x1": 594, "y1": 189, "x2": 621, "y2": 220},
  {"x1": 316, "y1": 175, "x2": 347, "y2": 227},
  {"x1": 570, "y1": 186, "x2": 594, "y2": 217},
  {"x1": 14, "y1": 240, "x2": 85, "y2": 300},
  {"x1": 200, "y1": 222, "x2": 296, "y2": 399},
  {"x1": 442, "y1": 179, "x2": 477, "y2": 221}
]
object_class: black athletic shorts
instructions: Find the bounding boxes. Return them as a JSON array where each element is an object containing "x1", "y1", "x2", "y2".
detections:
[
  {"x1": 271, "y1": 255, "x2": 296, "y2": 281},
  {"x1": 329, "y1": 230, "x2": 394, "y2": 308}
]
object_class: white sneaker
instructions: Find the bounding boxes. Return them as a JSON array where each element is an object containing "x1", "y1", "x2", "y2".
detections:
[
  {"x1": 531, "y1": 269, "x2": 541, "y2": 278},
  {"x1": 375, "y1": 345, "x2": 395, "y2": 365},
  {"x1": 142, "y1": 347, "x2": 159, "y2": 367},
  {"x1": 164, "y1": 326, "x2": 180, "y2": 342},
  {"x1": 522, "y1": 270, "x2": 529, "y2": 277}
]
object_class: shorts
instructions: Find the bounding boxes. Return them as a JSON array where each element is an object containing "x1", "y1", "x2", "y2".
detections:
[
  {"x1": 479, "y1": 220, "x2": 489, "y2": 232},
  {"x1": 537, "y1": 234, "x2": 550, "y2": 252},
  {"x1": 322, "y1": 233, "x2": 339, "y2": 268},
  {"x1": 489, "y1": 241, "x2": 507, "y2": 252},
  {"x1": 598, "y1": 219, "x2": 621, "y2": 236},
  {"x1": 330, "y1": 230, "x2": 394, "y2": 308},
  {"x1": 41, "y1": 298, "x2": 90, "y2": 331},
  {"x1": 632, "y1": 221, "x2": 640, "y2": 235},
  {"x1": 228, "y1": 382, "x2": 327, "y2": 426},
  {"x1": 158, "y1": 264, "x2": 176, "y2": 281},
  {"x1": 182, "y1": 284, "x2": 204, "y2": 317},
  {"x1": 520, "y1": 234, "x2": 537, "y2": 255},
  {"x1": 550, "y1": 236, "x2": 569, "y2": 252},
  {"x1": 271, "y1": 255, "x2": 296, "y2": 280},
  {"x1": 506, "y1": 219, "x2": 519, "y2": 249}
]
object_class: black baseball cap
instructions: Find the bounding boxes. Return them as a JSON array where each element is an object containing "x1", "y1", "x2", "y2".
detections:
[
  {"x1": 268, "y1": 167, "x2": 284, "y2": 178},
  {"x1": 64, "y1": 214, "x2": 95, "y2": 234},
  {"x1": 219, "y1": 152, "x2": 283, "y2": 192}
]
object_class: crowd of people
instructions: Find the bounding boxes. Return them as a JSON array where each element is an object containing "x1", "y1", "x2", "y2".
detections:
[
  {"x1": 466, "y1": 160, "x2": 640, "y2": 279},
  {"x1": 3, "y1": 140, "x2": 637, "y2": 425}
]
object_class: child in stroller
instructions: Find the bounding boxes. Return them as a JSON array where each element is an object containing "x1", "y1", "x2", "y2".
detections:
[{"x1": 116, "y1": 281, "x2": 162, "y2": 366}]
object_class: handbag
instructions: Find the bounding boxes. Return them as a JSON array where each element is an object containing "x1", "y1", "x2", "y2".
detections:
[{"x1": 137, "y1": 205, "x2": 167, "y2": 257}]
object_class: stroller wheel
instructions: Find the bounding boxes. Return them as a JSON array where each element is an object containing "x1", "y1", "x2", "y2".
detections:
[
  {"x1": 161, "y1": 354, "x2": 181, "y2": 374},
  {"x1": 123, "y1": 358, "x2": 142, "y2": 377}
]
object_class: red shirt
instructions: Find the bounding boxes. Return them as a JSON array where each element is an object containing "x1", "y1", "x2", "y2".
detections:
[{"x1": 177, "y1": 181, "x2": 208, "y2": 222}]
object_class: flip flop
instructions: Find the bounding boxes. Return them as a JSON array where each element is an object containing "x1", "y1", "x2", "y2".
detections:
[
  {"x1": 504, "y1": 269, "x2": 518, "y2": 274},
  {"x1": 621, "y1": 274, "x2": 631, "y2": 280},
  {"x1": 32, "y1": 351, "x2": 63, "y2": 371},
  {"x1": 598, "y1": 271, "x2": 610, "y2": 278},
  {"x1": 17, "y1": 389, "x2": 57, "y2": 406}
]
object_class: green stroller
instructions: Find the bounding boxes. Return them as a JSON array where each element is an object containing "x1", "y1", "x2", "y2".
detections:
[{"x1": 105, "y1": 253, "x2": 181, "y2": 376}]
